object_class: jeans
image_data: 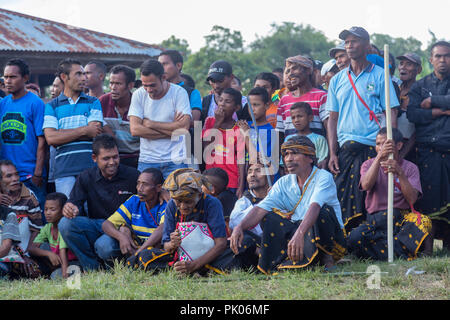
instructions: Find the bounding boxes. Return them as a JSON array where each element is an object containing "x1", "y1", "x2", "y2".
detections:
[
  {"x1": 94, "y1": 234, "x2": 122, "y2": 262},
  {"x1": 58, "y1": 216, "x2": 105, "y2": 271},
  {"x1": 138, "y1": 161, "x2": 188, "y2": 179},
  {"x1": 55, "y1": 176, "x2": 77, "y2": 198}
]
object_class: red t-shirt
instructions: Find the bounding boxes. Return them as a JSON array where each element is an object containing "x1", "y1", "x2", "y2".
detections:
[{"x1": 202, "y1": 117, "x2": 245, "y2": 189}]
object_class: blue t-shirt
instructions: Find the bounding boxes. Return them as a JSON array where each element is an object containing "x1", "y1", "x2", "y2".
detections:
[
  {"x1": 0, "y1": 92, "x2": 45, "y2": 180},
  {"x1": 162, "y1": 195, "x2": 227, "y2": 244},
  {"x1": 248, "y1": 121, "x2": 274, "y2": 158},
  {"x1": 43, "y1": 92, "x2": 104, "y2": 179},
  {"x1": 326, "y1": 63, "x2": 399, "y2": 147},
  {"x1": 177, "y1": 81, "x2": 202, "y2": 111},
  {"x1": 108, "y1": 195, "x2": 167, "y2": 240}
]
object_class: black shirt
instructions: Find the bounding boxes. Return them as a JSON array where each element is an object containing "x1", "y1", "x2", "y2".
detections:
[
  {"x1": 68, "y1": 164, "x2": 140, "y2": 220},
  {"x1": 216, "y1": 189, "x2": 238, "y2": 220},
  {"x1": 407, "y1": 72, "x2": 450, "y2": 150}
]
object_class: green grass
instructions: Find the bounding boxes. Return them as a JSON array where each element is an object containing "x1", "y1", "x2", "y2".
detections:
[{"x1": 1, "y1": 249, "x2": 449, "y2": 300}]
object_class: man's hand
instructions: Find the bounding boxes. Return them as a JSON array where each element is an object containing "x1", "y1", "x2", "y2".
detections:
[
  {"x1": 377, "y1": 139, "x2": 396, "y2": 161},
  {"x1": 31, "y1": 175, "x2": 44, "y2": 188},
  {"x1": 380, "y1": 158, "x2": 403, "y2": 176},
  {"x1": 0, "y1": 193, "x2": 14, "y2": 206},
  {"x1": 287, "y1": 230, "x2": 305, "y2": 263},
  {"x1": 118, "y1": 233, "x2": 138, "y2": 256},
  {"x1": 237, "y1": 120, "x2": 250, "y2": 133},
  {"x1": 62, "y1": 202, "x2": 79, "y2": 219},
  {"x1": 166, "y1": 230, "x2": 181, "y2": 253},
  {"x1": 20, "y1": 256, "x2": 41, "y2": 278},
  {"x1": 173, "y1": 260, "x2": 196, "y2": 275},
  {"x1": 84, "y1": 122, "x2": 103, "y2": 138},
  {"x1": 328, "y1": 154, "x2": 340, "y2": 175},
  {"x1": 230, "y1": 226, "x2": 244, "y2": 255},
  {"x1": 47, "y1": 251, "x2": 62, "y2": 267},
  {"x1": 420, "y1": 97, "x2": 432, "y2": 109}
]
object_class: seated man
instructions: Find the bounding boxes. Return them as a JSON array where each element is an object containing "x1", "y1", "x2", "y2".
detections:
[
  {"x1": 229, "y1": 162, "x2": 272, "y2": 238},
  {"x1": 128, "y1": 168, "x2": 256, "y2": 275},
  {"x1": 231, "y1": 135, "x2": 347, "y2": 275},
  {"x1": 347, "y1": 128, "x2": 431, "y2": 260},
  {"x1": 100, "y1": 168, "x2": 167, "y2": 262},
  {"x1": 58, "y1": 134, "x2": 140, "y2": 271}
]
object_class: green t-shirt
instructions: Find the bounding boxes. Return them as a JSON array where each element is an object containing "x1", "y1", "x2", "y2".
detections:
[{"x1": 33, "y1": 223, "x2": 68, "y2": 252}]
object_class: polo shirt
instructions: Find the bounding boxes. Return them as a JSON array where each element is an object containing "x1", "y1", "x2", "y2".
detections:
[
  {"x1": 100, "y1": 92, "x2": 140, "y2": 157},
  {"x1": 257, "y1": 167, "x2": 344, "y2": 228},
  {"x1": 43, "y1": 92, "x2": 104, "y2": 179},
  {"x1": 326, "y1": 63, "x2": 399, "y2": 147},
  {"x1": 108, "y1": 195, "x2": 167, "y2": 240},
  {"x1": 68, "y1": 164, "x2": 140, "y2": 220}
]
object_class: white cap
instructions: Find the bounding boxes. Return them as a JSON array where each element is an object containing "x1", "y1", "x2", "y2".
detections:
[{"x1": 321, "y1": 59, "x2": 337, "y2": 76}]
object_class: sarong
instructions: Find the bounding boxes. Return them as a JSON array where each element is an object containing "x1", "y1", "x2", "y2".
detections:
[
  {"x1": 415, "y1": 145, "x2": 450, "y2": 227},
  {"x1": 335, "y1": 141, "x2": 377, "y2": 232},
  {"x1": 256, "y1": 206, "x2": 347, "y2": 275},
  {"x1": 126, "y1": 235, "x2": 259, "y2": 275},
  {"x1": 347, "y1": 209, "x2": 431, "y2": 260}
]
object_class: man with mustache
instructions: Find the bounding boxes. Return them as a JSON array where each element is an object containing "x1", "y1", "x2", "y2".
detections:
[
  {"x1": 58, "y1": 134, "x2": 140, "y2": 271},
  {"x1": 326, "y1": 26, "x2": 399, "y2": 233},
  {"x1": 43, "y1": 58, "x2": 104, "y2": 198},
  {"x1": 100, "y1": 168, "x2": 167, "y2": 263},
  {"x1": 406, "y1": 40, "x2": 450, "y2": 251},
  {"x1": 275, "y1": 55, "x2": 329, "y2": 141},
  {"x1": 100, "y1": 65, "x2": 140, "y2": 168}
]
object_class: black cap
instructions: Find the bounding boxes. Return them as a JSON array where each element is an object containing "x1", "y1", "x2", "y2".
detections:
[
  {"x1": 339, "y1": 26, "x2": 370, "y2": 41},
  {"x1": 396, "y1": 53, "x2": 422, "y2": 66},
  {"x1": 206, "y1": 60, "x2": 232, "y2": 81}
]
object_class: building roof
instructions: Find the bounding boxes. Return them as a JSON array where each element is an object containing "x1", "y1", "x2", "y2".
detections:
[{"x1": 0, "y1": 8, "x2": 162, "y2": 56}]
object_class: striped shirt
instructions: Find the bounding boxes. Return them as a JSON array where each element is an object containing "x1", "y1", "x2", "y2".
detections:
[
  {"x1": 7, "y1": 184, "x2": 43, "y2": 231},
  {"x1": 108, "y1": 195, "x2": 167, "y2": 240},
  {"x1": 43, "y1": 93, "x2": 104, "y2": 179},
  {"x1": 276, "y1": 89, "x2": 328, "y2": 137}
]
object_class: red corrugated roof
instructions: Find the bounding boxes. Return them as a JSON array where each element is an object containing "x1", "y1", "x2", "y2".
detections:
[{"x1": 0, "y1": 8, "x2": 162, "y2": 56}]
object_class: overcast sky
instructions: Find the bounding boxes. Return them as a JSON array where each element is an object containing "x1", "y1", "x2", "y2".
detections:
[{"x1": 1, "y1": 0, "x2": 449, "y2": 51}]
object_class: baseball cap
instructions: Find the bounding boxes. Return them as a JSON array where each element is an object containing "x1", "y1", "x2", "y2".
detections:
[
  {"x1": 339, "y1": 26, "x2": 370, "y2": 41},
  {"x1": 329, "y1": 41, "x2": 346, "y2": 58},
  {"x1": 396, "y1": 53, "x2": 421, "y2": 66},
  {"x1": 206, "y1": 60, "x2": 232, "y2": 82},
  {"x1": 321, "y1": 59, "x2": 337, "y2": 77}
]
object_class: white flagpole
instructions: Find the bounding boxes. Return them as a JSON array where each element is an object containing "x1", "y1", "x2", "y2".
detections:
[{"x1": 384, "y1": 44, "x2": 394, "y2": 263}]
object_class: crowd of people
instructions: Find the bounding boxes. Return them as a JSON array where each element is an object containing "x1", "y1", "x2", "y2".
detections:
[{"x1": 0, "y1": 26, "x2": 449, "y2": 279}]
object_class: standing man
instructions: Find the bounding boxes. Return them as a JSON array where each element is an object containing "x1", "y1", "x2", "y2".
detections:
[
  {"x1": 326, "y1": 27, "x2": 399, "y2": 232},
  {"x1": 50, "y1": 76, "x2": 64, "y2": 100},
  {"x1": 84, "y1": 61, "x2": 106, "y2": 98},
  {"x1": 128, "y1": 59, "x2": 191, "y2": 178},
  {"x1": 100, "y1": 65, "x2": 140, "y2": 168},
  {"x1": 158, "y1": 50, "x2": 202, "y2": 122},
  {"x1": 0, "y1": 59, "x2": 46, "y2": 210},
  {"x1": 58, "y1": 134, "x2": 140, "y2": 271},
  {"x1": 396, "y1": 53, "x2": 422, "y2": 159},
  {"x1": 43, "y1": 58, "x2": 104, "y2": 197},
  {"x1": 276, "y1": 55, "x2": 328, "y2": 139},
  {"x1": 329, "y1": 41, "x2": 350, "y2": 71},
  {"x1": 201, "y1": 60, "x2": 246, "y2": 123},
  {"x1": 406, "y1": 41, "x2": 450, "y2": 250}
]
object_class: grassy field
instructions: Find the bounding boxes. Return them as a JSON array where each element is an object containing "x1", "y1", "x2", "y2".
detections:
[{"x1": 1, "y1": 247, "x2": 448, "y2": 300}]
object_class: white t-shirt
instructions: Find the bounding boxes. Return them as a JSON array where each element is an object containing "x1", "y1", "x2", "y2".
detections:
[{"x1": 128, "y1": 84, "x2": 192, "y2": 163}]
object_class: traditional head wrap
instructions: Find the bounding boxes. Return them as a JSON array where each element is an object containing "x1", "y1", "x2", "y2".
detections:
[
  {"x1": 285, "y1": 55, "x2": 314, "y2": 72},
  {"x1": 281, "y1": 135, "x2": 316, "y2": 156},
  {"x1": 163, "y1": 168, "x2": 213, "y2": 201}
]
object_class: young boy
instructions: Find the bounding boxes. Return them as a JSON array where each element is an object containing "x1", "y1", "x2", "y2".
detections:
[
  {"x1": 283, "y1": 102, "x2": 329, "y2": 170},
  {"x1": 29, "y1": 193, "x2": 77, "y2": 278},
  {"x1": 202, "y1": 88, "x2": 246, "y2": 199},
  {"x1": 203, "y1": 167, "x2": 238, "y2": 234},
  {"x1": 348, "y1": 128, "x2": 431, "y2": 260},
  {"x1": 253, "y1": 72, "x2": 281, "y2": 128}
]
